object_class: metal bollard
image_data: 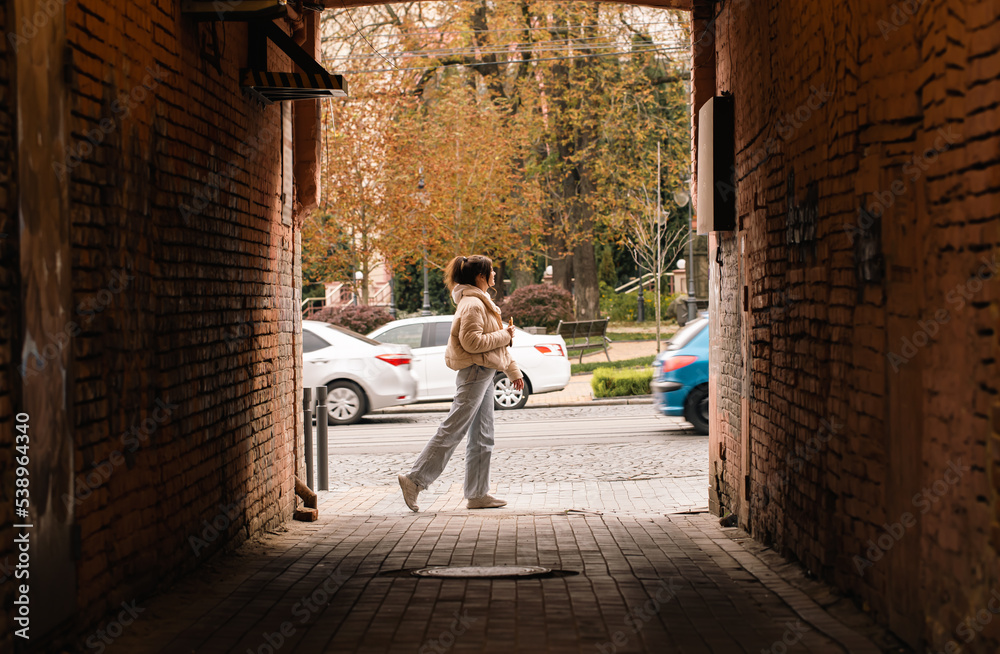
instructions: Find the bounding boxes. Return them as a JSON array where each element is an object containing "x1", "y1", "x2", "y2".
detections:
[
  {"x1": 303, "y1": 387, "x2": 314, "y2": 489},
  {"x1": 316, "y1": 386, "x2": 329, "y2": 491}
]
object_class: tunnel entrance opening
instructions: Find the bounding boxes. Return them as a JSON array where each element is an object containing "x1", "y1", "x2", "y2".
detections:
[{"x1": 6, "y1": 0, "x2": 997, "y2": 651}]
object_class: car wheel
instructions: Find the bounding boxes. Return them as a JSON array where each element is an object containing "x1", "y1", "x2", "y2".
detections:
[
  {"x1": 493, "y1": 373, "x2": 528, "y2": 410},
  {"x1": 684, "y1": 384, "x2": 709, "y2": 434},
  {"x1": 326, "y1": 381, "x2": 367, "y2": 426}
]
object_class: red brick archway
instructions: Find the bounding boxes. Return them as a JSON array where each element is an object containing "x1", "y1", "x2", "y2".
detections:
[{"x1": 4, "y1": 1, "x2": 998, "y2": 652}]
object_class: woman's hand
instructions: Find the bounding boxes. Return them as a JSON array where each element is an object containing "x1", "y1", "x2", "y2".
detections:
[
  {"x1": 511, "y1": 377, "x2": 525, "y2": 391},
  {"x1": 506, "y1": 324, "x2": 516, "y2": 342}
]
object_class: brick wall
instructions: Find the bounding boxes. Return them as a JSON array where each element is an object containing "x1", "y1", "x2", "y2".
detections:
[
  {"x1": 701, "y1": 0, "x2": 1000, "y2": 650},
  {"x1": 0, "y1": 2, "x2": 306, "y2": 645}
]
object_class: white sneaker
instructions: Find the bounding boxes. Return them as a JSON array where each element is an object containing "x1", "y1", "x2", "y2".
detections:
[
  {"x1": 398, "y1": 474, "x2": 421, "y2": 512},
  {"x1": 467, "y1": 494, "x2": 507, "y2": 509}
]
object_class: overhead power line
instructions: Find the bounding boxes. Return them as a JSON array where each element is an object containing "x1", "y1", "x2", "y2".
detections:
[
  {"x1": 320, "y1": 19, "x2": 687, "y2": 41},
  {"x1": 326, "y1": 29, "x2": 692, "y2": 61},
  {"x1": 336, "y1": 44, "x2": 690, "y2": 75},
  {"x1": 323, "y1": 39, "x2": 687, "y2": 63}
]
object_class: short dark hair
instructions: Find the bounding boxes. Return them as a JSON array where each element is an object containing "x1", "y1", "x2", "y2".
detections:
[{"x1": 444, "y1": 255, "x2": 493, "y2": 290}]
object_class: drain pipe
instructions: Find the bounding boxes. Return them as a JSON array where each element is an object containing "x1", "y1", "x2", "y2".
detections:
[
  {"x1": 316, "y1": 386, "x2": 329, "y2": 491},
  {"x1": 295, "y1": 387, "x2": 318, "y2": 521},
  {"x1": 303, "y1": 387, "x2": 314, "y2": 488}
]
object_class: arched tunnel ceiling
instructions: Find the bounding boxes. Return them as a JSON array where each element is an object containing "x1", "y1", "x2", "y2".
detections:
[{"x1": 321, "y1": 0, "x2": 692, "y2": 10}]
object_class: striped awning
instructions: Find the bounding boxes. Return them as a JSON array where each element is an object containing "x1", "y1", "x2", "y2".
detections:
[
  {"x1": 182, "y1": 0, "x2": 347, "y2": 103},
  {"x1": 240, "y1": 69, "x2": 347, "y2": 104}
]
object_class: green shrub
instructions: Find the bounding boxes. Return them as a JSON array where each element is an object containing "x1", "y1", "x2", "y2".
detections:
[
  {"x1": 500, "y1": 284, "x2": 574, "y2": 332},
  {"x1": 591, "y1": 367, "x2": 654, "y2": 398},
  {"x1": 312, "y1": 304, "x2": 393, "y2": 334},
  {"x1": 599, "y1": 281, "x2": 678, "y2": 323}
]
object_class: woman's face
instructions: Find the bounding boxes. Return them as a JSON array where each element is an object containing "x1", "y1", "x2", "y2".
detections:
[{"x1": 479, "y1": 268, "x2": 496, "y2": 288}]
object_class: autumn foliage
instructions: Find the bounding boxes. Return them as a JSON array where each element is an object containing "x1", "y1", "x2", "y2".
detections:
[{"x1": 306, "y1": 1, "x2": 692, "y2": 319}]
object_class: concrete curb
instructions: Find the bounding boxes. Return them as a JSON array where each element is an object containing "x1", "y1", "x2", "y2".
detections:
[{"x1": 372, "y1": 396, "x2": 655, "y2": 414}]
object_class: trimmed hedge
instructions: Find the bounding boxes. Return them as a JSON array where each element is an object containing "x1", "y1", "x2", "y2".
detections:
[
  {"x1": 311, "y1": 304, "x2": 393, "y2": 334},
  {"x1": 501, "y1": 283, "x2": 574, "y2": 333},
  {"x1": 590, "y1": 367, "x2": 654, "y2": 398}
]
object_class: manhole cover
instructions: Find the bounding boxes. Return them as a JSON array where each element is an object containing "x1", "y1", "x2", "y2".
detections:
[{"x1": 412, "y1": 565, "x2": 551, "y2": 578}]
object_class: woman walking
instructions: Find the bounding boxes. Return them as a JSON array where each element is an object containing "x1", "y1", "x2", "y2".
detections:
[{"x1": 398, "y1": 255, "x2": 524, "y2": 511}]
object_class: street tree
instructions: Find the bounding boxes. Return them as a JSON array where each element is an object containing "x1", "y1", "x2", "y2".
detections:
[
  {"x1": 316, "y1": 1, "x2": 691, "y2": 318},
  {"x1": 302, "y1": 77, "x2": 417, "y2": 303}
]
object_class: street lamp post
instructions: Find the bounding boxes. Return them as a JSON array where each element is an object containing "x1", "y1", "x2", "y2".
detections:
[
  {"x1": 421, "y1": 229, "x2": 431, "y2": 316},
  {"x1": 655, "y1": 141, "x2": 662, "y2": 350},
  {"x1": 418, "y1": 172, "x2": 431, "y2": 316},
  {"x1": 673, "y1": 185, "x2": 697, "y2": 322},
  {"x1": 388, "y1": 271, "x2": 396, "y2": 318},
  {"x1": 353, "y1": 270, "x2": 363, "y2": 306},
  {"x1": 685, "y1": 198, "x2": 696, "y2": 321}
]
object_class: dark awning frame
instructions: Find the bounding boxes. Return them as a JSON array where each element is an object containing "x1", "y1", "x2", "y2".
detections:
[{"x1": 181, "y1": 0, "x2": 347, "y2": 103}]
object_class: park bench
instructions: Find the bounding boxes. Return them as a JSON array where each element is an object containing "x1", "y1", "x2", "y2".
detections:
[{"x1": 555, "y1": 318, "x2": 611, "y2": 364}]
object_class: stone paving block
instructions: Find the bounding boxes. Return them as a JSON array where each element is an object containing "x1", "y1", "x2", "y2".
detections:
[
  {"x1": 87, "y1": 411, "x2": 897, "y2": 654},
  {"x1": 96, "y1": 483, "x2": 886, "y2": 654}
]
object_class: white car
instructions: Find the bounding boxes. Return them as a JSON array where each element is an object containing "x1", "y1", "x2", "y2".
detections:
[
  {"x1": 368, "y1": 316, "x2": 571, "y2": 409},
  {"x1": 302, "y1": 320, "x2": 418, "y2": 425}
]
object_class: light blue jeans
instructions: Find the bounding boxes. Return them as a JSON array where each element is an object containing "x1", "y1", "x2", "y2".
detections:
[{"x1": 409, "y1": 364, "x2": 496, "y2": 499}]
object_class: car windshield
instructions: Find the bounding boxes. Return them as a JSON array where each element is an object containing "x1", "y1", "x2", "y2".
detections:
[
  {"x1": 311, "y1": 323, "x2": 382, "y2": 346},
  {"x1": 667, "y1": 318, "x2": 707, "y2": 351}
]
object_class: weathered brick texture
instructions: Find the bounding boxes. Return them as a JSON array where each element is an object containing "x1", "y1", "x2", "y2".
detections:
[
  {"x1": 64, "y1": 3, "x2": 306, "y2": 631},
  {"x1": 699, "y1": 0, "x2": 1000, "y2": 650},
  {"x1": 1, "y1": 2, "x2": 310, "y2": 647}
]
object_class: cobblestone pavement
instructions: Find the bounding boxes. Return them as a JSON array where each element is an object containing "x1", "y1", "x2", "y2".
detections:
[
  {"x1": 326, "y1": 406, "x2": 707, "y2": 514},
  {"x1": 329, "y1": 439, "x2": 705, "y2": 486},
  {"x1": 101, "y1": 510, "x2": 877, "y2": 654},
  {"x1": 96, "y1": 405, "x2": 890, "y2": 654},
  {"x1": 368, "y1": 404, "x2": 666, "y2": 426}
]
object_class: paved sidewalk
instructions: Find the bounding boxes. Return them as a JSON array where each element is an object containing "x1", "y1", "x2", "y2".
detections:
[
  {"x1": 575, "y1": 339, "x2": 662, "y2": 366},
  {"x1": 86, "y1": 405, "x2": 899, "y2": 654},
  {"x1": 529, "y1": 373, "x2": 595, "y2": 406},
  {"x1": 607, "y1": 325, "x2": 679, "y2": 336},
  {"x1": 98, "y1": 489, "x2": 889, "y2": 654}
]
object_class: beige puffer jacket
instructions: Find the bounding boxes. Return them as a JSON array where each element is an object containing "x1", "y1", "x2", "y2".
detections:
[{"x1": 444, "y1": 285, "x2": 523, "y2": 381}]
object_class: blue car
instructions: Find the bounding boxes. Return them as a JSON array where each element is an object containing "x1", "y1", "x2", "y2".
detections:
[{"x1": 651, "y1": 317, "x2": 709, "y2": 433}]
